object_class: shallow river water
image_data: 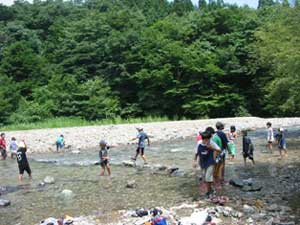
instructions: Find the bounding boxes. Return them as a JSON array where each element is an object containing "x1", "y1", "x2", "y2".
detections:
[{"x1": 1, "y1": 127, "x2": 300, "y2": 225}]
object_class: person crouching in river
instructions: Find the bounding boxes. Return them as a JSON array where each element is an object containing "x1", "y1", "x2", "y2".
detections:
[{"x1": 17, "y1": 140, "x2": 32, "y2": 182}]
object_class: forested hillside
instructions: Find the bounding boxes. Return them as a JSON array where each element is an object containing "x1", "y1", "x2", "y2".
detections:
[{"x1": 0, "y1": 0, "x2": 299, "y2": 125}]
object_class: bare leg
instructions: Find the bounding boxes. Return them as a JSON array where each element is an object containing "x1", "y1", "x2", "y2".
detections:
[
  {"x1": 18, "y1": 174, "x2": 23, "y2": 183},
  {"x1": 141, "y1": 155, "x2": 147, "y2": 163},
  {"x1": 244, "y1": 157, "x2": 247, "y2": 166},
  {"x1": 100, "y1": 166, "x2": 105, "y2": 176},
  {"x1": 106, "y1": 165, "x2": 111, "y2": 176},
  {"x1": 268, "y1": 143, "x2": 273, "y2": 153}
]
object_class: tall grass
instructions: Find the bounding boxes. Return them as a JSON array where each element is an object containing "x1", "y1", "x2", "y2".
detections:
[{"x1": 0, "y1": 116, "x2": 171, "y2": 131}]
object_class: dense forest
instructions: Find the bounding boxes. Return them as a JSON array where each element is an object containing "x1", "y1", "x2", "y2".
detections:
[{"x1": 0, "y1": 0, "x2": 299, "y2": 125}]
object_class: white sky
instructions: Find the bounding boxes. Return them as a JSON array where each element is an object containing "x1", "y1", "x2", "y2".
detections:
[{"x1": 0, "y1": 0, "x2": 258, "y2": 8}]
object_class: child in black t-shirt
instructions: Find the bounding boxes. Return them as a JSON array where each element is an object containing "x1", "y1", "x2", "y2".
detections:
[
  {"x1": 16, "y1": 140, "x2": 32, "y2": 182},
  {"x1": 242, "y1": 130, "x2": 255, "y2": 166}
]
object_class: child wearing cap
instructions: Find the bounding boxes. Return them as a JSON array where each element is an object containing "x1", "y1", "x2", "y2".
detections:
[
  {"x1": 276, "y1": 128, "x2": 287, "y2": 159},
  {"x1": 99, "y1": 140, "x2": 111, "y2": 176}
]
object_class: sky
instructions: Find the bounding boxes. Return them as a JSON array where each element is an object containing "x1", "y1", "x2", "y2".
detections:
[{"x1": 0, "y1": 0, "x2": 258, "y2": 8}]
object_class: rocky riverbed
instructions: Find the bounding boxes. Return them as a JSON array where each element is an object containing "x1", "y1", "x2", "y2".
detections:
[
  {"x1": 3, "y1": 117, "x2": 300, "y2": 153},
  {"x1": 1, "y1": 118, "x2": 300, "y2": 225}
]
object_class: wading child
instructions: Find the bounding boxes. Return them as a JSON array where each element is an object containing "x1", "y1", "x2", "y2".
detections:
[
  {"x1": 242, "y1": 130, "x2": 255, "y2": 166},
  {"x1": 131, "y1": 128, "x2": 150, "y2": 164},
  {"x1": 214, "y1": 122, "x2": 229, "y2": 185},
  {"x1": 276, "y1": 128, "x2": 287, "y2": 159},
  {"x1": 196, "y1": 131, "x2": 221, "y2": 198},
  {"x1": 56, "y1": 134, "x2": 65, "y2": 152},
  {"x1": 16, "y1": 140, "x2": 32, "y2": 182},
  {"x1": 0, "y1": 133, "x2": 7, "y2": 160},
  {"x1": 227, "y1": 125, "x2": 237, "y2": 160},
  {"x1": 99, "y1": 140, "x2": 111, "y2": 176},
  {"x1": 9, "y1": 137, "x2": 18, "y2": 159},
  {"x1": 266, "y1": 122, "x2": 274, "y2": 153}
]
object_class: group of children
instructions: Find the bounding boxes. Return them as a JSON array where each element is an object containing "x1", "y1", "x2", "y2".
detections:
[
  {"x1": 0, "y1": 122, "x2": 287, "y2": 190},
  {"x1": 0, "y1": 133, "x2": 32, "y2": 182},
  {"x1": 194, "y1": 121, "x2": 287, "y2": 197}
]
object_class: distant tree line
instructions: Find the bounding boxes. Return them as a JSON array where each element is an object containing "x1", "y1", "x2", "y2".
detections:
[{"x1": 0, "y1": 0, "x2": 299, "y2": 124}]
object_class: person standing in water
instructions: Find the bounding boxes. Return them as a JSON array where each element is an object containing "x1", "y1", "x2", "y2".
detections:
[
  {"x1": 99, "y1": 140, "x2": 112, "y2": 176},
  {"x1": 227, "y1": 126, "x2": 237, "y2": 160},
  {"x1": 131, "y1": 127, "x2": 150, "y2": 164},
  {"x1": 242, "y1": 130, "x2": 255, "y2": 166},
  {"x1": 0, "y1": 133, "x2": 7, "y2": 160},
  {"x1": 266, "y1": 122, "x2": 274, "y2": 153},
  {"x1": 16, "y1": 140, "x2": 32, "y2": 182},
  {"x1": 214, "y1": 122, "x2": 229, "y2": 185},
  {"x1": 9, "y1": 137, "x2": 18, "y2": 159},
  {"x1": 56, "y1": 134, "x2": 65, "y2": 152},
  {"x1": 276, "y1": 128, "x2": 288, "y2": 159}
]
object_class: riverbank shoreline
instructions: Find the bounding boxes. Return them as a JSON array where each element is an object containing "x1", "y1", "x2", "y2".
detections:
[{"x1": 2, "y1": 117, "x2": 300, "y2": 153}]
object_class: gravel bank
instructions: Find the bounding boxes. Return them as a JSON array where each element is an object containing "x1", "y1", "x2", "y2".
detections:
[{"x1": 3, "y1": 117, "x2": 300, "y2": 153}]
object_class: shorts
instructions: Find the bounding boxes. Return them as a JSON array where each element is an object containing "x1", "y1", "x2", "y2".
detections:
[
  {"x1": 268, "y1": 141, "x2": 273, "y2": 144},
  {"x1": 214, "y1": 162, "x2": 222, "y2": 179},
  {"x1": 243, "y1": 152, "x2": 254, "y2": 160},
  {"x1": 202, "y1": 165, "x2": 214, "y2": 183},
  {"x1": 100, "y1": 160, "x2": 109, "y2": 167},
  {"x1": 0, "y1": 148, "x2": 7, "y2": 158},
  {"x1": 228, "y1": 143, "x2": 236, "y2": 156},
  {"x1": 136, "y1": 147, "x2": 145, "y2": 156},
  {"x1": 18, "y1": 164, "x2": 31, "y2": 175}
]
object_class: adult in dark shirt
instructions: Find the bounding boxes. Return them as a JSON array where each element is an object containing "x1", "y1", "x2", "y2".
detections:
[{"x1": 16, "y1": 141, "x2": 32, "y2": 182}]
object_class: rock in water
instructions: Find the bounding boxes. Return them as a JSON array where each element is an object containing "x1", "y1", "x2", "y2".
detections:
[
  {"x1": 229, "y1": 179, "x2": 244, "y2": 188},
  {"x1": 154, "y1": 164, "x2": 167, "y2": 171},
  {"x1": 0, "y1": 199, "x2": 11, "y2": 207},
  {"x1": 243, "y1": 204, "x2": 256, "y2": 214},
  {"x1": 122, "y1": 160, "x2": 135, "y2": 167},
  {"x1": 40, "y1": 217, "x2": 59, "y2": 225},
  {"x1": 61, "y1": 189, "x2": 74, "y2": 198},
  {"x1": 44, "y1": 176, "x2": 55, "y2": 184},
  {"x1": 71, "y1": 150, "x2": 81, "y2": 154},
  {"x1": 242, "y1": 184, "x2": 262, "y2": 192},
  {"x1": 126, "y1": 180, "x2": 137, "y2": 188}
]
